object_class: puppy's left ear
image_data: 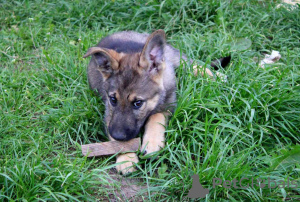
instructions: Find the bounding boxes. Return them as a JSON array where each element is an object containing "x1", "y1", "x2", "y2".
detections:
[
  {"x1": 139, "y1": 30, "x2": 166, "y2": 76},
  {"x1": 83, "y1": 47, "x2": 120, "y2": 80}
]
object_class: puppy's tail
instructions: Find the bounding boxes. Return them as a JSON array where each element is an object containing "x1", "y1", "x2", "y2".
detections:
[
  {"x1": 210, "y1": 56, "x2": 231, "y2": 70},
  {"x1": 193, "y1": 55, "x2": 231, "y2": 82}
]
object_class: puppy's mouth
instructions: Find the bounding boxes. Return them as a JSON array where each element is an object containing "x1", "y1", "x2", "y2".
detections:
[{"x1": 110, "y1": 134, "x2": 136, "y2": 141}]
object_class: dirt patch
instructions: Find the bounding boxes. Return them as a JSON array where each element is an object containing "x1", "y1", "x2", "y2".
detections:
[{"x1": 102, "y1": 169, "x2": 149, "y2": 201}]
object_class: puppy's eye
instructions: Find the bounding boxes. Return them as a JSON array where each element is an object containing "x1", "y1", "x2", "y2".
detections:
[
  {"x1": 109, "y1": 96, "x2": 117, "y2": 106},
  {"x1": 132, "y1": 100, "x2": 143, "y2": 109}
]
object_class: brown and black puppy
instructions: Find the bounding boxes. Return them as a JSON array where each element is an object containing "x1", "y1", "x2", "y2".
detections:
[{"x1": 83, "y1": 30, "x2": 230, "y2": 174}]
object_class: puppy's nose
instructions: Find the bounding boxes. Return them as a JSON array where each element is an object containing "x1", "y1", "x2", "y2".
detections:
[
  {"x1": 110, "y1": 131, "x2": 127, "y2": 141},
  {"x1": 109, "y1": 126, "x2": 129, "y2": 141}
]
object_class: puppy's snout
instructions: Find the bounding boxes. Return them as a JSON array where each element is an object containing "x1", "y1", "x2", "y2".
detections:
[
  {"x1": 110, "y1": 130, "x2": 126, "y2": 141},
  {"x1": 109, "y1": 126, "x2": 137, "y2": 141}
]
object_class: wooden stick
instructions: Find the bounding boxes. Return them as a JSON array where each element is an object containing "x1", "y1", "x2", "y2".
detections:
[{"x1": 81, "y1": 137, "x2": 140, "y2": 157}]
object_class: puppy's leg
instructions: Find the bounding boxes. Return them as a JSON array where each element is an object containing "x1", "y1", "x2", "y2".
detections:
[
  {"x1": 106, "y1": 118, "x2": 139, "y2": 175},
  {"x1": 192, "y1": 56, "x2": 231, "y2": 81},
  {"x1": 193, "y1": 65, "x2": 214, "y2": 77},
  {"x1": 193, "y1": 65, "x2": 227, "y2": 82},
  {"x1": 141, "y1": 113, "x2": 166, "y2": 155},
  {"x1": 110, "y1": 134, "x2": 139, "y2": 174}
]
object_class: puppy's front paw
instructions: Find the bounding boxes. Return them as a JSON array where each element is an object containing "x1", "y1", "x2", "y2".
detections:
[
  {"x1": 116, "y1": 152, "x2": 139, "y2": 175},
  {"x1": 141, "y1": 136, "x2": 165, "y2": 156}
]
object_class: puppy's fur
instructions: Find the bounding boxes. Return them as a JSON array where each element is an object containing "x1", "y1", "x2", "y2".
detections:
[{"x1": 84, "y1": 30, "x2": 229, "y2": 174}]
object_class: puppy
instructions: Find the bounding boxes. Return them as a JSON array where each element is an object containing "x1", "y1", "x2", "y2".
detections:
[{"x1": 84, "y1": 30, "x2": 230, "y2": 174}]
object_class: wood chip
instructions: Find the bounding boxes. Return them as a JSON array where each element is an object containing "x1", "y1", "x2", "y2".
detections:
[{"x1": 82, "y1": 138, "x2": 140, "y2": 157}]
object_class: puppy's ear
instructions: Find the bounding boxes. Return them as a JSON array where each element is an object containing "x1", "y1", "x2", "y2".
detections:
[
  {"x1": 83, "y1": 47, "x2": 120, "y2": 79},
  {"x1": 139, "y1": 30, "x2": 166, "y2": 77}
]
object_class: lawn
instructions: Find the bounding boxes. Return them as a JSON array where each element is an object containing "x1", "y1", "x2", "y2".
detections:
[{"x1": 1, "y1": 0, "x2": 300, "y2": 201}]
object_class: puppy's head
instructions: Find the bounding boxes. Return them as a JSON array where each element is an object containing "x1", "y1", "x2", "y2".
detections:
[{"x1": 84, "y1": 30, "x2": 166, "y2": 141}]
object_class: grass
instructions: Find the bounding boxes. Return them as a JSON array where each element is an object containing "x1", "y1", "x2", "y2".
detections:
[{"x1": 1, "y1": 0, "x2": 300, "y2": 201}]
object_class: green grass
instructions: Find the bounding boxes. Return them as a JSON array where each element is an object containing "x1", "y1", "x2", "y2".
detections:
[{"x1": 1, "y1": 0, "x2": 300, "y2": 201}]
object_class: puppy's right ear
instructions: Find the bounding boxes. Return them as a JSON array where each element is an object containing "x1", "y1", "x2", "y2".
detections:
[{"x1": 83, "y1": 47, "x2": 119, "y2": 79}]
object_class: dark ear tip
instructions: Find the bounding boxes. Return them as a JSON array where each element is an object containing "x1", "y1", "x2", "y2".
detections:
[
  {"x1": 83, "y1": 48, "x2": 94, "y2": 58},
  {"x1": 156, "y1": 29, "x2": 165, "y2": 34},
  {"x1": 83, "y1": 53, "x2": 91, "y2": 58}
]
